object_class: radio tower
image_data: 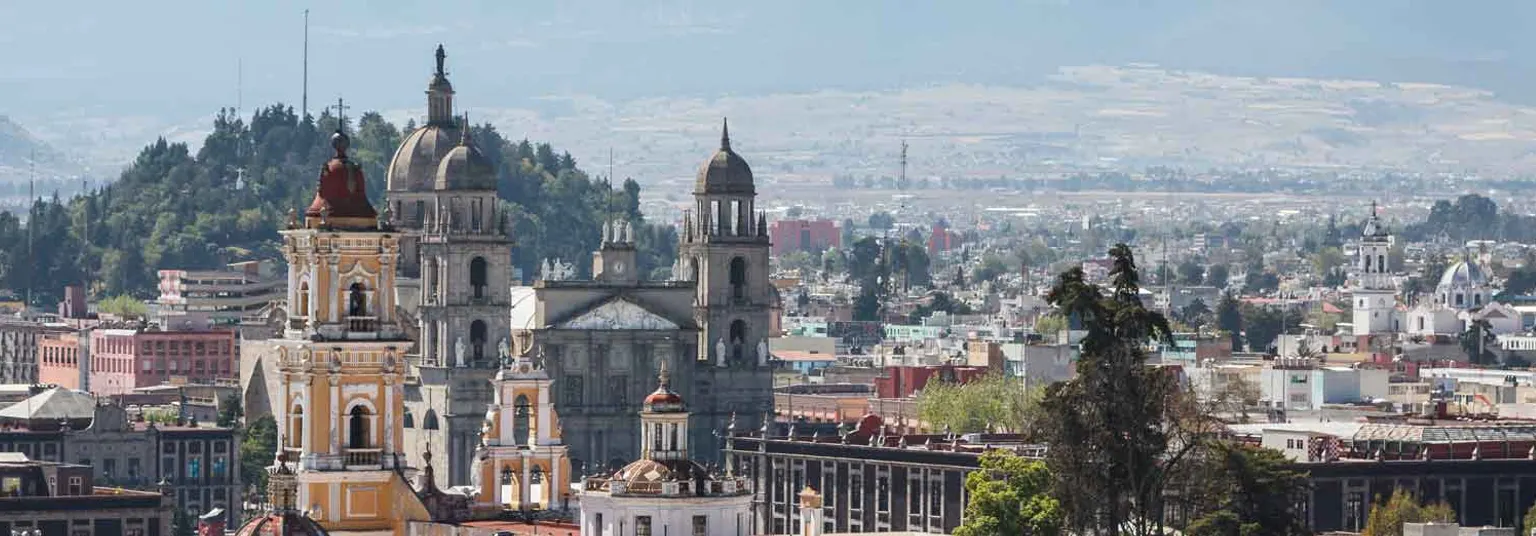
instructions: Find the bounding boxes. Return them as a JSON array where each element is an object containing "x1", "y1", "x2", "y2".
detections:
[
  {"x1": 898, "y1": 140, "x2": 908, "y2": 190},
  {"x1": 301, "y1": 9, "x2": 310, "y2": 118}
]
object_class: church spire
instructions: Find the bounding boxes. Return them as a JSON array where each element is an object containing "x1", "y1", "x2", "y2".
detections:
[{"x1": 720, "y1": 117, "x2": 731, "y2": 151}]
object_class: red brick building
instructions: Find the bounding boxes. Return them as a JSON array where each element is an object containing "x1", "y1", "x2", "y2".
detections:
[
  {"x1": 89, "y1": 329, "x2": 238, "y2": 395},
  {"x1": 874, "y1": 364, "x2": 990, "y2": 399},
  {"x1": 769, "y1": 219, "x2": 840, "y2": 255},
  {"x1": 927, "y1": 220, "x2": 962, "y2": 255}
]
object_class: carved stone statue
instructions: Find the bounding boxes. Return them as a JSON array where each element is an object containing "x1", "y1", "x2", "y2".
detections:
[
  {"x1": 715, "y1": 338, "x2": 727, "y2": 367},
  {"x1": 497, "y1": 337, "x2": 510, "y2": 364},
  {"x1": 757, "y1": 339, "x2": 769, "y2": 367},
  {"x1": 455, "y1": 336, "x2": 467, "y2": 367},
  {"x1": 622, "y1": 221, "x2": 633, "y2": 243}
]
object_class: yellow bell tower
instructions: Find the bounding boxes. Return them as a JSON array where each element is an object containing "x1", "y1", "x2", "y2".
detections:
[
  {"x1": 472, "y1": 353, "x2": 572, "y2": 514},
  {"x1": 275, "y1": 128, "x2": 429, "y2": 534}
]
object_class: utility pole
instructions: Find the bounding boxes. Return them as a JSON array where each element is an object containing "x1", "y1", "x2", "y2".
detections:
[
  {"x1": 898, "y1": 140, "x2": 908, "y2": 190},
  {"x1": 26, "y1": 151, "x2": 34, "y2": 308}
]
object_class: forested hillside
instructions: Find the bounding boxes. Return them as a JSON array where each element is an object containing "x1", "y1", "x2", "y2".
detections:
[{"x1": 1, "y1": 104, "x2": 677, "y2": 305}]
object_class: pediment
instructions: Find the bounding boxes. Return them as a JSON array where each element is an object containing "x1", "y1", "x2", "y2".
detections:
[{"x1": 558, "y1": 298, "x2": 678, "y2": 330}]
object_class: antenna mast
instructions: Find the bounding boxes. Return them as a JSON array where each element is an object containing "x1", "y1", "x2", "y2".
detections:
[
  {"x1": 302, "y1": 9, "x2": 310, "y2": 119},
  {"x1": 26, "y1": 151, "x2": 34, "y2": 308},
  {"x1": 899, "y1": 140, "x2": 908, "y2": 189}
]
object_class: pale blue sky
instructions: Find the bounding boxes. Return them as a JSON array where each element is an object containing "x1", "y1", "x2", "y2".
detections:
[{"x1": 1, "y1": 0, "x2": 1532, "y2": 120}]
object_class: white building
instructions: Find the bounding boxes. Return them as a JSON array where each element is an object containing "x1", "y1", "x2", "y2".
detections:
[
  {"x1": 1436, "y1": 254, "x2": 1493, "y2": 311},
  {"x1": 579, "y1": 364, "x2": 753, "y2": 536},
  {"x1": 1259, "y1": 359, "x2": 1390, "y2": 411}
]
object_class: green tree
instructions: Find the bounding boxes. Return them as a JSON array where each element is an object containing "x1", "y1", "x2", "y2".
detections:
[
  {"x1": 1033, "y1": 314, "x2": 1067, "y2": 339},
  {"x1": 1241, "y1": 304, "x2": 1297, "y2": 355},
  {"x1": 868, "y1": 211, "x2": 895, "y2": 230},
  {"x1": 1460, "y1": 318, "x2": 1497, "y2": 365},
  {"x1": 1038, "y1": 244, "x2": 1182, "y2": 536},
  {"x1": 216, "y1": 393, "x2": 242, "y2": 428},
  {"x1": 1216, "y1": 293, "x2": 1244, "y2": 352},
  {"x1": 1208, "y1": 264, "x2": 1230, "y2": 288},
  {"x1": 97, "y1": 294, "x2": 147, "y2": 318},
  {"x1": 1180, "y1": 298, "x2": 1212, "y2": 326},
  {"x1": 240, "y1": 416, "x2": 277, "y2": 496},
  {"x1": 1181, "y1": 442, "x2": 1310, "y2": 536},
  {"x1": 1361, "y1": 488, "x2": 1454, "y2": 536},
  {"x1": 1177, "y1": 260, "x2": 1205, "y2": 285},
  {"x1": 1521, "y1": 500, "x2": 1536, "y2": 536},
  {"x1": 974, "y1": 254, "x2": 1009, "y2": 283},
  {"x1": 953, "y1": 450, "x2": 1062, "y2": 536},
  {"x1": 916, "y1": 374, "x2": 1041, "y2": 435}
]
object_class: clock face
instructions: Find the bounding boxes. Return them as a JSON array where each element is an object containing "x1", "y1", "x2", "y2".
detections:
[{"x1": 613, "y1": 261, "x2": 626, "y2": 274}]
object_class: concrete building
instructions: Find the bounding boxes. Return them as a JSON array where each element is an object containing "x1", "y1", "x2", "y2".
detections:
[
  {"x1": 726, "y1": 417, "x2": 1045, "y2": 535},
  {"x1": 0, "y1": 388, "x2": 242, "y2": 525},
  {"x1": 38, "y1": 329, "x2": 88, "y2": 390},
  {"x1": 0, "y1": 321, "x2": 72, "y2": 384},
  {"x1": 769, "y1": 219, "x2": 841, "y2": 256},
  {"x1": 0, "y1": 454, "x2": 172, "y2": 536},
  {"x1": 1258, "y1": 358, "x2": 1389, "y2": 411},
  {"x1": 156, "y1": 260, "x2": 283, "y2": 328},
  {"x1": 87, "y1": 328, "x2": 238, "y2": 396}
]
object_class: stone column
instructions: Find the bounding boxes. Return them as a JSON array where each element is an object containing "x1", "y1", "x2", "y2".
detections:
[
  {"x1": 522, "y1": 457, "x2": 532, "y2": 509},
  {"x1": 383, "y1": 376, "x2": 396, "y2": 455}
]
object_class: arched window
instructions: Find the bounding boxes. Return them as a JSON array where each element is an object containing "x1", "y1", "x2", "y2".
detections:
[
  {"x1": 348, "y1": 404, "x2": 372, "y2": 449},
  {"x1": 652, "y1": 423, "x2": 663, "y2": 451},
  {"x1": 348, "y1": 282, "x2": 368, "y2": 317},
  {"x1": 729, "y1": 257, "x2": 747, "y2": 301},
  {"x1": 297, "y1": 283, "x2": 310, "y2": 318},
  {"x1": 513, "y1": 395, "x2": 531, "y2": 445},
  {"x1": 1377, "y1": 254, "x2": 1385, "y2": 273},
  {"x1": 423, "y1": 410, "x2": 440, "y2": 430},
  {"x1": 288, "y1": 405, "x2": 304, "y2": 448},
  {"x1": 414, "y1": 200, "x2": 426, "y2": 226},
  {"x1": 689, "y1": 258, "x2": 700, "y2": 283},
  {"x1": 471, "y1": 320, "x2": 488, "y2": 361},
  {"x1": 669, "y1": 423, "x2": 678, "y2": 451},
  {"x1": 470, "y1": 257, "x2": 488, "y2": 299},
  {"x1": 403, "y1": 409, "x2": 415, "y2": 429},
  {"x1": 730, "y1": 320, "x2": 747, "y2": 362}
]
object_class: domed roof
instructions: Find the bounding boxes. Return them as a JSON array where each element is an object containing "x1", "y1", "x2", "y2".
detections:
[
  {"x1": 642, "y1": 362, "x2": 685, "y2": 412},
  {"x1": 305, "y1": 131, "x2": 377, "y2": 223},
  {"x1": 1439, "y1": 257, "x2": 1488, "y2": 289},
  {"x1": 611, "y1": 458, "x2": 711, "y2": 488},
  {"x1": 433, "y1": 126, "x2": 496, "y2": 191},
  {"x1": 388, "y1": 124, "x2": 459, "y2": 192},
  {"x1": 695, "y1": 119, "x2": 754, "y2": 196},
  {"x1": 233, "y1": 512, "x2": 328, "y2": 536}
]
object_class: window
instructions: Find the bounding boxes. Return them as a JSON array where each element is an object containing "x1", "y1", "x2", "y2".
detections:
[
  {"x1": 213, "y1": 441, "x2": 226, "y2": 454},
  {"x1": 564, "y1": 377, "x2": 584, "y2": 405},
  {"x1": 608, "y1": 376, "x2": 628, "y2": 405},
  {"x1": 143, "y1": 360, "x2": 153, "y2": 372},
  {"x1": 403, "y1": 410, "x2": 415, "y2": 429},
  {"x1": 514, "y1": 395, "x2": 532, "y2": 445},
  {"x1": 289, "y1": 406, "x2": 304, "y2": 447},
  {"x1": 348, "y1": 405, "x2": 373, "y2": 449},
  {"x1": 471, "y1": 199, "x2": 483, "y2": 232},
  {"x1": 68, "y1": 476, "x2": 82, "y2": 495},
  {"x1": 636, "y1": 516, "x2": 652, "y2": 536},
  {"x1": 415, "y1": 200, "x2": 426, "y2": 226},
  {"x1": 103, "y1": 458, "x2": 116, "y2": 478},
  {"x1": 470, "y1": 320, "x2": 487, "y2": 360},
  {"x1": 470, "y1": 257, "x2": 488, "y2": 299},
  {"x1": 188, "y1": 458, "x2": 201, "y2": 479},
  {"x1": 729, "y1": 320, "x2": 747, "y2": 362},
  {"x1": 729, "y1": 257, "x2": 748, "y2": 300},
  {"x1": 348, "y1": 283, "x2": 369, "y2": 317},
  {"x1": 128, "y1": 458, "x2": 140, "y2": 478},
  {"x1": 693, "y1": 515, "x2": 707, "y2": 536}
]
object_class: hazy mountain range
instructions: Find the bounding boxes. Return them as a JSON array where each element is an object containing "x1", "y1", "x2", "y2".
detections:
[{"x1": 3, "y1": 1, "x2": 1535, "y2": 185}]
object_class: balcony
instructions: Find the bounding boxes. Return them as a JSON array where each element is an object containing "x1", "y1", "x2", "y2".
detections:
[
  {"x1": 344, "y1": 448, "x2": 382, "y2": 468},
  {"x1": 288, "y1": 317, "x2": 308, "y2": 331},
  {"x1": 346, "y1": 316, "x2": 377, "y2": 333}
]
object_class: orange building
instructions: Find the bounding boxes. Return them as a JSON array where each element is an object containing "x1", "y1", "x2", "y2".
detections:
[{"x1": 37, "y1": 330, "x2": 85, "y2": 390}]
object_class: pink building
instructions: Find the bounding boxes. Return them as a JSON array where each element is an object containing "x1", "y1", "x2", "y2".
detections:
[
  {"x1": 927, "y1": 220, "x2": 962, "y2": 255},
  {"x1": 37, "y1": 331, "x2": 86, "y2": 390},
  {"x1": 769, "y1": 219, "x2": 840, "y2": 255},
  {"x1": 89, "y1": 329, "x2": 238, "y2": 395}
]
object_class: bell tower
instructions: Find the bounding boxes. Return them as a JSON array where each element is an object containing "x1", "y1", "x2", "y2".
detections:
[
  {"x1": 677, "y1": 119, "x2": 774, "y2": 463},
  {"x1": 276, "y1": 128, "x2": 426, "y2": 533},
  {"x1": 1352, "y1": 201, "x2": 1397, "y2": 336}
]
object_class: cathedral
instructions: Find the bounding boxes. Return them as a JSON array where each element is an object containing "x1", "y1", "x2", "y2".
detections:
[{"x1": 380, "y1": 46, "x2": 775, "y2": 488}]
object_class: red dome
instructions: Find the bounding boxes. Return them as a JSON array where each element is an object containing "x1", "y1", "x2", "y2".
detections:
[
  {"x1": 644, "y1": 389, "x2": 684, "y2": 406},
  {"x1": 305, "y1": 132, "x2": 378, "y2": 224},
  {"x1": 233, "y1": 512, "x2": 328, "y2": 536}
]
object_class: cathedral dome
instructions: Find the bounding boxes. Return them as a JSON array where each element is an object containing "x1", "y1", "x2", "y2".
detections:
[
  {"x1": 305, "y1": 131, "x2": 378, "y2": 222},
  {"x1": 388, "y1": 124, "x2": 459, "y2": 192},
  {"x1": 695, "y1": 119, "x2": 754, "y2": 196},
  {"x1": 643, "y1": 385, "x2": 684, "y2": 411},
  {"x1": 1439, "y1": 259, "x2": 1488, "y2": 289},
  {"x1": 433, "y1": 129, "x2": 496, "y2": 191},
  {"x1": 232, "y1": 512, "x2": 329, "y2": 536}
]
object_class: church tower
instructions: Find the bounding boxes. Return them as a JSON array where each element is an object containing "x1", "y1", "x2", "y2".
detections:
[
  {"x1": 678, "y1": 119, "x2": 775, "y2": 462},
  {"x1": 471, "y1": 353, "x2": 572, "y2": 514},
  {"x1": 275, "y1": 128, "x2": 428, "y2": 533},
  {"x1": 1353, "y1": 201, "x2": 1397, "y2": 335},
  {"x1": 386, "y1": 45, "x2": 515, "y2": 489}
]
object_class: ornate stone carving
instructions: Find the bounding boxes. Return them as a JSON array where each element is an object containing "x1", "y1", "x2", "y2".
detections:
[{"x1": 558, "y1": 299, "x2": 679, "y2": 330}]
